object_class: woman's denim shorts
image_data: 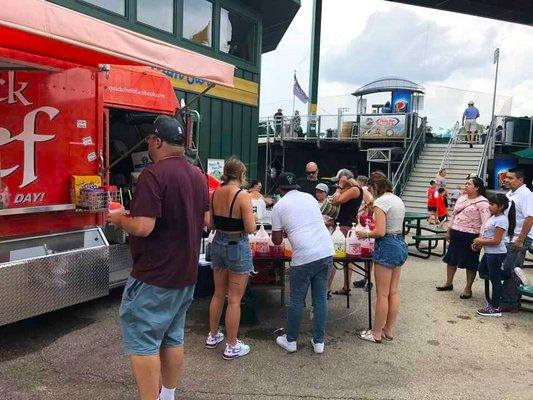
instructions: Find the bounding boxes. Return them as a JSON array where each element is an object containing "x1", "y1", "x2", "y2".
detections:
[
  {"x1": 373, "y1": 233, "x2": 408, "y2": 268},
  {"x1": 211, "y1": 231, "x2": 253, "y2": 274}
]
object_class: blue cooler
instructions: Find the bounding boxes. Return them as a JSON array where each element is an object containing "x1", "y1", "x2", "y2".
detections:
[{"x1": 194, "y1": 255, "x2": 214, "y2": 298}]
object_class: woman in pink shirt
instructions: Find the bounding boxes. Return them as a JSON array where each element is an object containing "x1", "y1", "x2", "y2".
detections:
[{"x1": 436, "y1": 177, "x2": 490, "y2": 298}]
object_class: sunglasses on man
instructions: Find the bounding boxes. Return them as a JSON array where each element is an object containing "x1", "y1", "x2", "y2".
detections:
[{"x1": 305, "y1": 170, "x2": 318, "y2": 175}]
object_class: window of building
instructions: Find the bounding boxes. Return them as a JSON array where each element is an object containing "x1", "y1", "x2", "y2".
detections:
[
  {"x1": 82, "y1": 0, "x2": 125, "y2": 15},
  {"x1": 182, "y1": 0, "x2": 213, "y2": 47},
  {"x1": 220, "y1": 8, "x2": 255, "y2": 63},
  {"x1": 137, "y1": 0, "x2": 173, "y2": 32}
]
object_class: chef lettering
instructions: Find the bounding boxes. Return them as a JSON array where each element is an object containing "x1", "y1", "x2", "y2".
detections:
[{"x1": 0, "y1": 71, "x2": 58, "y2": 189}]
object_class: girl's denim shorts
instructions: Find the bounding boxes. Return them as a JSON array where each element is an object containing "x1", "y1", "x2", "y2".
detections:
[
  {"x1": 211, "y1": 231, "x2": 253, "y2": 274},
  {"x1": 373, "y1": 233, "x2": 408, "y2": 268}
]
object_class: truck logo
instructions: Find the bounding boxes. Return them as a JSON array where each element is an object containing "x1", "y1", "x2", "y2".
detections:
[
  {"x1": 0, "y1": 71, "x2": 33, "y2": 106},
  {"x1": 0, "y1": 71, "x2": 59, "y2": 188}
]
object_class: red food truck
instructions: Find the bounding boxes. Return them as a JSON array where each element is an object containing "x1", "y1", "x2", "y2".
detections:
[{"x1": 0, "y1": 0, "x2": 231, "y2": 326}]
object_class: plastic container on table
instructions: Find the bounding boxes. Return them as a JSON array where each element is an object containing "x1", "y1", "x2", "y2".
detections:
[
  {"x1": 346, "y1": 223, "x2": 361, "y2": 256},
  {"x1": 360, "y1": 226, "x2": 373, "y2": 257},
  {"x1": 282, "y1": 238, "x2": 292, "y2": 258},
  {"x1": 205, "y1": 230, "x2": 216, "y2": 262},
  {"x1": 268, "y1": 239, "x2": 285, "y2": 257},
  {"x1": 255, "y1": 224, "x2": 270, "y2": 257},
  {"x1": 331, "y1": 223, "x2": 346, "y2": 258},
  {"x1": 249, "y1": 233, "x2": 257, "y2": 257}
]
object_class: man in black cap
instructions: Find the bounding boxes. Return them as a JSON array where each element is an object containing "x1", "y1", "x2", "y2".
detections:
[
  {"x1": 271, "y1": 172, "x2": 334, "y2": 355},
  {"x1": 107, "y1": 115, "x2": 208, "y2": 400}
]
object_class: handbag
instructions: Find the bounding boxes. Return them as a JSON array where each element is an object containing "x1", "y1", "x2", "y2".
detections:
[{"x1": 320, "y1": 196, "x2": 340, "y2": 219}]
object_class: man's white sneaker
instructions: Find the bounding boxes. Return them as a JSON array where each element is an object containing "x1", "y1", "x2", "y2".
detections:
[
  {"x1": 205, "y1": 329, "x2": 225, "y2": 349},
  {"x1": 222, "y1": 340, "x2": 250, "y2": 360},
  {"x1": 276, "y1": 334, "x2": 297, "y2": 353},
  {"x1": 310, "y1": 338, "x2": 324, "y2": 354}
]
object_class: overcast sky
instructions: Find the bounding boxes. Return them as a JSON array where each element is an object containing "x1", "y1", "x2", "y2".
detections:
[{"x1": 260, "y1": 0, "x2": 533, "y2": 129}]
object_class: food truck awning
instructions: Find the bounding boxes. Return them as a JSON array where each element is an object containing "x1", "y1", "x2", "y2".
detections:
[{"x1": 0, "y1": 0, "x2": 234, "y2": 87}]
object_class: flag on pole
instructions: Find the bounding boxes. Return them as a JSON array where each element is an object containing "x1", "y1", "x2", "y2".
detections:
[
  {"x1": 494, "y1": 48, "x2": 500, "y2": 64},
  {"x1": 293, "y1": 73, "x2": 308, "y2": 104}
]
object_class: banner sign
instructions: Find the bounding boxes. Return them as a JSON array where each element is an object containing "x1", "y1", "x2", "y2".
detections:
[{"x1": 359, "y1": 114, "x2": 406, "y2": 139}]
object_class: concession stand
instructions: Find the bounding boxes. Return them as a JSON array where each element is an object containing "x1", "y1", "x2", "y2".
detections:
[{"x1": 0, "y1": 0, "x2": 234, "y2": 326}]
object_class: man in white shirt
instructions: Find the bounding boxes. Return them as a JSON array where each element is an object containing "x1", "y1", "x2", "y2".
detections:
[
  {"x1": 271, "y1": 172, "x2": 334, "y2": 354},
  {"x1": 501, "y1": 168, "x2": 533, "y2": 312}
]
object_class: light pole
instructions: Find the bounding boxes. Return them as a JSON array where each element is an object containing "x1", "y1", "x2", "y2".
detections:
[{"x1": 490, "y1": 48, "x2": 500, "y2": 129}]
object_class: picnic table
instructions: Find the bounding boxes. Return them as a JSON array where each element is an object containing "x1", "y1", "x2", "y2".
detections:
[
  {"x1": 403, "y1": 212, "x2": 447, "y2": 258},
  {"x1": 252, "y1": 254, "x2": 373, "y2": 329}
]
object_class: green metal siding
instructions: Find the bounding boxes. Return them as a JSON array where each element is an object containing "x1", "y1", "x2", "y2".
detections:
[{"x1": 176, "y1": 90, "x2": 259, "y2": 178}]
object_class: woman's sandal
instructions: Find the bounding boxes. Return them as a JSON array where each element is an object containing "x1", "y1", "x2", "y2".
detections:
[
  {"x1": 332, "y1": 288, "x2": 351, "y2": 296},
  {"x1": 436, "y1": 284, "x2": 453, "y2": 291},
  {"x1": 381, "y1": 333, "x2": 393, "y2": 341},
  {"x1": 359, "y1": 330, "x2": 382, "y2": 343},
  {"x1": 327, "y1": 290, "x2": 332, "y2": 300}
]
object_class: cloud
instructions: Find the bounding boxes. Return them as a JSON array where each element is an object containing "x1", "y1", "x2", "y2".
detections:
[{"x1": 323, "y1": 7, "x2": 498, "y2": 87}]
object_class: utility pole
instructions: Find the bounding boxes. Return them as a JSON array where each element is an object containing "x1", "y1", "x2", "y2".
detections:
[{"x1": 308, "y1": 0, "x2": 322, "y2": 116}]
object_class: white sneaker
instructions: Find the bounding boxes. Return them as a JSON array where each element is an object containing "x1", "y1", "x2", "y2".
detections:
[
  {"x1": 514, "y1": 267, "x2": 530, "y2": 286},
  {"x1": 205, "y1": 329, "x2": 225, "y2": 349},
  {"x1": 222, "y1": 340, "x2": 250, "y2": 360},
  {"x1": 310, "y1": 338, "x2": 324, "y2": 354},
  {"x1": 276, "y1": 334, "x2": 297, "y2": 353}
]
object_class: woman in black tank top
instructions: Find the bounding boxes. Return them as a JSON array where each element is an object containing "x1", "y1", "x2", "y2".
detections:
[
  {"x1": 207, "y1": 158, "x2": 256, "y2": 360},
  {"x1": 329, "y1": 172, "x2": 363, "y2": 296}
]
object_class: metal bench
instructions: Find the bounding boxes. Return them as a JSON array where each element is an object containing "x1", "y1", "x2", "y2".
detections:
[{"x1": 410, "y1": 233, "x2": 447, "y2": 259}]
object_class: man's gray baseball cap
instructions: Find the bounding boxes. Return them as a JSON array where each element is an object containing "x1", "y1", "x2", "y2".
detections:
[{"x1": 330, "y1": 168, "x2": 354, "y2": 182}]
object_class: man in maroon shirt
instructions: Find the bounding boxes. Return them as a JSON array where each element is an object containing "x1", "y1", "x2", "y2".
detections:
[{"x1": 107, "y1": 115, "x2": 209, "y2": 400}]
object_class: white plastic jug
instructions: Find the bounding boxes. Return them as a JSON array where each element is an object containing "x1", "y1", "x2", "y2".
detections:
[
  {"x1": 346, "y1": 223, "x2": 361, "y2": 256},
  {"x1": 255, "y1": 224, "x2": 270, "y2": 257},
  {"x1": 331, "y1": 223, "x2": 346, "y2": 258}
]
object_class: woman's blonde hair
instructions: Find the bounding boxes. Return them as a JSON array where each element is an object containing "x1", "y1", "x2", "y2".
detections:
[{"x1": 221, "y1": 157, "x2": 246, "y2": 185}]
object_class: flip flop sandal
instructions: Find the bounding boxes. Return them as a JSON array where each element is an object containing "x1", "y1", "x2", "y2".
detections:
[
  {"x1": 359, "y1": 330, "x2": 382, "y2": 343},
  {"x1": 332, "y1": 288, "x2": 351, "y2": 295},
  {"x1": 381, "y1": 333, "x2": 394, "y2": 341},
  {"x1": 436, "y1": 284, "x2": 453, "y2": 291},
  {"x1": 460, "y1": 293, "x2": 472, "y2": 299},
  {"x1": 327, "y1": 291, "x2": 332, "y2": 300}
]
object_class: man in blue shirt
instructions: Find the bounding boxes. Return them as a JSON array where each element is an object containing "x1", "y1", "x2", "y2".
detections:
[{"x1": 462, "y1": 100, "x2": 480, "y2": 148}]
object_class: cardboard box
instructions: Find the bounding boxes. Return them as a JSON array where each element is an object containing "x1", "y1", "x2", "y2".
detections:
[{"x1": 71, "y1": 175, "x2": 102, "y2": 205}]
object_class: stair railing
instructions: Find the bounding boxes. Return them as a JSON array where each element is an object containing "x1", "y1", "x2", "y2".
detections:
[
  {"x1": 439, "y1": 121, "x2": 460, "y2": 171},
  {"x1": 476, "y1": 120, "x2": 495, "y2": 184},
  {"x1": 392, "y1": 116, "x2": 427, "y2": 196}
]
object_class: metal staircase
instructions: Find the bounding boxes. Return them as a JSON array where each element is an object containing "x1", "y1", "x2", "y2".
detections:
[{"x1": 400, "y1": 125, "x2": 485, "y2": 213}]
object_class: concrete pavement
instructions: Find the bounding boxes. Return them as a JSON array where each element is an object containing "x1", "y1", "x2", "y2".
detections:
[{"x1": 1, "y1": 256, "x2": 532, "y2": 400}]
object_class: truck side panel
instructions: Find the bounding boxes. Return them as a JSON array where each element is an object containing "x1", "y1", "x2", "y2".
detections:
[{"x1": 0, "y1": 68, "x2": 100, "y2": 237}]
